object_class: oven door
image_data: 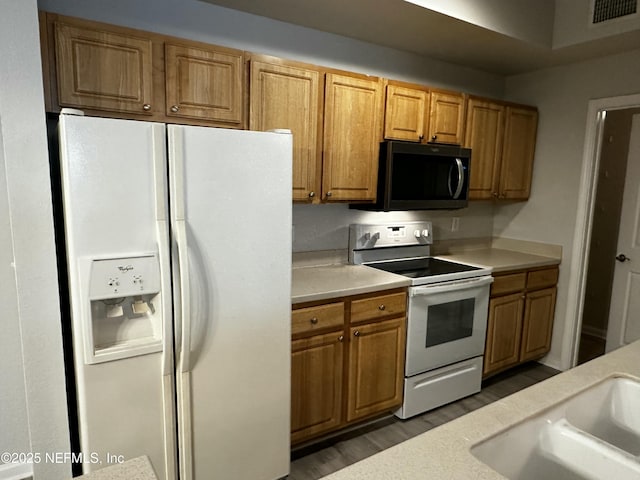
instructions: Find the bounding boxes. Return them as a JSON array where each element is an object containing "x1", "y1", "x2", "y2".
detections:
[{"x1": 405, "y1": 275, "x2": 493, "y2": 376}]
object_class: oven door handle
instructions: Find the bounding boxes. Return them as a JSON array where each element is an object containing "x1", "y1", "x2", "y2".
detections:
[{"x1": 409, "y1": 275, "x2": 493, "y2": 297}]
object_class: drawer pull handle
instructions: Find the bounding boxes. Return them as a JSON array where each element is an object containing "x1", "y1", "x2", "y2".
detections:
[
  {"x1": 338, "y1": 335, "x2": 344, "y2": 342},
  {"x1": 354, "y1": 330, "x2": 360, "y2": 337},
  {"x1": 310, "y1": 317, "x2": 318, "y2": 325},
  {"x1": 378, "y1": 304, "x2": 386, "y2": 311}
]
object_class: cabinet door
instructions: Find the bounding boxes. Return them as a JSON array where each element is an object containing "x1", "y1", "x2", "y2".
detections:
[
  {"x1": 465, "y1": 98, "x2": 505, "y2": 200},
  {"x1": 54, "y1": 22, "x2": 153, "y2": 115},
  {"x1": 520, "y1": 287, "x2": 557, "y2": 362},
  {"x1": 291, "y1": 331, "x2": 344, "y2": 444},
  {"x1": 499, "y1": 106, "x2": 538, "y2": 200},
  {"x1": 428, "y1": 90, "x2": 466, "y2": 144},
  {"x1": 323, "y1": 73, "x2": 383, "y2": 202},
  {"x1": 383, "y1": 84, "x2": 429, "y2": 142},
  {"x1": 165, "y1": 43, "x2": 243, "y2": 125},
  {"x1": 346, "y1": 317, "x2": 405, "y2": 422},
  {"x1": 249, "y1": 58, "x2": 323, "y2": 202},
  {"x1": 483, "y1": 293, "x2": 524, "y2": 377}
]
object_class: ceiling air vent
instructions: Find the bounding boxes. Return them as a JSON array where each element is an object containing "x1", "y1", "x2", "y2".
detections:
[{"x1": 592, "y1": 0, "x2": 637, "y2": 23}]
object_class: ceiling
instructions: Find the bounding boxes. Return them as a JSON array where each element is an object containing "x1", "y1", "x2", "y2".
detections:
[{"x1": 198, "y1": 0, "x2": 640, "y2": 75}]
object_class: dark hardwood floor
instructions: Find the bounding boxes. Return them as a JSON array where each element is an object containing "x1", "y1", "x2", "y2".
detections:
[{"x1": 289, "y1": 362, "x2": 559, "y2": 480}]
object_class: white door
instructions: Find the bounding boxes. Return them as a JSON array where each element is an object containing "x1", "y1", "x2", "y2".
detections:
[
  {"x1": 168, "y1": 125, "x2": 292, "y2": 480},
  {"x1": 58, "y1": 114, "x2": 175, "y2": 479},
  {"x1": 606, "y1": 114, "x2": 640, "y2": 352}
]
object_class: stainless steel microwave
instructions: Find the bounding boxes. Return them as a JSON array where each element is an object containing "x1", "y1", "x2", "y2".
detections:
[{"x1": 352, "y1": 141, "x2": 471, "y2": 211}]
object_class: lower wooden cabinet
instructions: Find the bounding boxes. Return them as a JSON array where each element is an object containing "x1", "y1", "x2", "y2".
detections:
[
  {"x1": 291, "y1": 331, "x2": 344, "y2": 444},
  {"x1": 520, "y1": 287, "x2": 557, "y2": 362},
  {"x1": 346, "y1": 317, "x2": 405, "y2": 422},
  {"x1": 483, "y1": 266, "x2": 558, "y2": 378},
  {"x1": 291, "y1": 289, "x2": 406, "y2": 445}
]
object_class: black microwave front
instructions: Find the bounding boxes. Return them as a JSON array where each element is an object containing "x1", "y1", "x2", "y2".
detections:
[{"x1": 352, "y1": 141, "x2": 472, "y2": 211}]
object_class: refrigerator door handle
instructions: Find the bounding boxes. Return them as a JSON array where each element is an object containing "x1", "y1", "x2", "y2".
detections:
[{"x1": 174, "y1": 218, "x2": 192, "y2": 374}]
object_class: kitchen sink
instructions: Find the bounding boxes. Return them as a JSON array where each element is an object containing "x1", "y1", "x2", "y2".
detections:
[{"x1": 471, "y1": 375, "x2": 640, "y2": 480}]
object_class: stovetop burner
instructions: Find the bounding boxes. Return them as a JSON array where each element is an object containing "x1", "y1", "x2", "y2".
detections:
[{"x1": 366, "y1": 257, "x2": 482, "y2": 279}]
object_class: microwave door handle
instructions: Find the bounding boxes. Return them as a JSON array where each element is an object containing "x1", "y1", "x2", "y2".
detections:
[{"x1": 452, "y1": 158, "x2": 464, "y2": 199}]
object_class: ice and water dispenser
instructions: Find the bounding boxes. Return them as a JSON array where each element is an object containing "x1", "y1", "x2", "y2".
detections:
[{"x1": 82, "y1": 254, "x2": 163, "y2": 364}]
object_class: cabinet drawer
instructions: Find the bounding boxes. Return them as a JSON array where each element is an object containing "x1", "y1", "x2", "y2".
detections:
[
  {"x1": 491, "y1": 272, "x2": 526, "y2": 296},
  {"x1": 350, "y1": 292, "x2": 406, "y2": 324},
  {"x1": 292, "y1": 302, "x2": 344, "y2": 335},
  {"x1": 527, "y1": 267, "x2": 559, "y2": 290}
]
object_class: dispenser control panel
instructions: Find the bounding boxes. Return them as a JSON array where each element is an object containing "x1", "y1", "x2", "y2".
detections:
[{"x1": 88, "y1": 255, "x2": 161, "y2": 300}]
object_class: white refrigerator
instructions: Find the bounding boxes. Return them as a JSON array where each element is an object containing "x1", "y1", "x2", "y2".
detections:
[{"x1": 57, "y1": 111, "x2": 292, "y2": 479}]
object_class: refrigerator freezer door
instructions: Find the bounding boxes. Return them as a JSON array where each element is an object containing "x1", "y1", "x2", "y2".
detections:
[
  {"x1": 168, "y1": 125, "x2": 292, "y2": 480},
  {"x1": 58, "y1": 114, "x2": 175, "y2": 479}
]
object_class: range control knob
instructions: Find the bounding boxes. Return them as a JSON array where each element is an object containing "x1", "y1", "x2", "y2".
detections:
[
  {"x1": 422, "y1": 229, "x2": 430, "y2": 238},
  {"x1": 414, "y1": 230, "x2": 422, "y2": 238}
]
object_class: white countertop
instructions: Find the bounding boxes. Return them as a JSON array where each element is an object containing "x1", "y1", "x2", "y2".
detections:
[
  {"x1": 76, "y1": 456, "x2": 157, "y2": 480},
  {"x1": 320, "y1": 340, "x2": 640, "y2": 479},
  {"x1": 292, "y1": 246, "x2": 561, "y2": 304},
  {"x1": 438, "y1": 247, "x2": 560, "y2": 273},
  {"x1": 292, "y1": 264, "x2": 411, "y2": 304}
]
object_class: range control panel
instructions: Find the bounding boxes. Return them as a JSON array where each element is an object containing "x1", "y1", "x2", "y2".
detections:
[
  {"x1": 349, "y1": 221, "x2": 433, "y2": 250},
  {"x1": 88, "y1": 255, "x2": 161, "y2": 300}
]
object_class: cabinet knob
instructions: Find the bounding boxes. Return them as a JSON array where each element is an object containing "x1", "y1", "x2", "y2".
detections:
[
  {"x1": 431, "y1": 135, "x2": 437, "y2": 141},
  {"x1": 326, "y1": 191, "x2": 332, "y2": 198},
  {"x1": 378, "y1": 304, "x2": 386, "y2": 311},
  {"x1": 418, "y1": 134, "x2": 424, "y2": 141},
  {"x1": 308, "y1": 191, "x2": 315, "y2": 198},
  {"x1": 492, "y1": 192, "x2": 499, "y2": 198},
  {"x1": 338, "y1": 335, "x2": 344, "y2": 342},
  {"x1": 142, "y1": 104, "x2": 151, "y2": 111},
  {"x1": 171, "y1": 105, "x2": 180, "y2": 113},
  {"x1": 354, "y1": 330, "x2": 360, "y2": 337},
  {"x1": 310, "y1": 317, "x2": 318, "y2": 325}
]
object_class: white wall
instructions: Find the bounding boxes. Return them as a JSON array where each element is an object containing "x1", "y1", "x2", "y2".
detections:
[
  {"x1": 293, "y1": 203, "x2": 495, "y2": 253},
  {"x1": 406, "y1": 0, "x2": 555, "y2": 47},
  {"x1": 501, "y1": 47, "x2": 640, "y2": 370},
  {"x1": 0, "y1": 125, "x2": 31, "y2": 474},
  {"x1": 554, "y1": 0, "x2": 640, "y2": 47},
  {"x1": 37, "y1": 0, "x2": 505, "y2": 97},
  {"x1": 0, "y1": 1, "x2": 71, "y2": 478}
]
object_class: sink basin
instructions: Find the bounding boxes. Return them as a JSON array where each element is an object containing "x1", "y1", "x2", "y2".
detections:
[{"x1": 471, "y1": 375, "x2": 640, "y2": 480}]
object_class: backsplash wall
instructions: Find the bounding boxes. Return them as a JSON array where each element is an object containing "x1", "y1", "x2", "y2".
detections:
[{"x1": 292, "y1": 202, "x2": 495, "y2": 252}]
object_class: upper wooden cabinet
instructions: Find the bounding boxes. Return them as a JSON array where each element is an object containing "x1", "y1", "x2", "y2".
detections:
[
  {"x1": 41, "y1": 11, "x2": 541, "y2": 205},
  {"x1": 248, "y1": 55, "x2": 323, "y2": 202},
  {"x1": 465, "y1": 98, "x2": 538, "y2": 201},
  {"x1": 43, "y1": 13, "x2": 245, "y2": 127},
  {"x1": 165, "y1": 43, "x2": 244, "y2": 124},
  {"x1": 382, "y1": 83, "x2": 465, "y2": 145},
  {"x1": 53, "y1": 21, "x2": 154, "y2": 115},
  {"x1": 465, "y1": 97, "x2": 505, "y2": 200},
  {"x1": 383, "y1": 81, "x2": 429, "y2": 142},
  {"x1": 428, "y1": 89, "x2": 466, "y2": 144},
  {"x1": 323, "y1": 72, "x2": 384, "y2": 202},
  {"x1": 249, "y1": 58, "x2": 383, "y2": 204},
  {"x1": 500, "y1": 106, "x2": 538, "y2": 200}
]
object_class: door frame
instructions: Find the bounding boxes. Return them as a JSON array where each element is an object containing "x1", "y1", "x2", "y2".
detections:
[{"x1": 567, "y1": 92, "x2": 640, "y2": 368}]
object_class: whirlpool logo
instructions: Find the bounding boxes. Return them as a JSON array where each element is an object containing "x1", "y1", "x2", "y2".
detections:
[{"x1": 117, "y1": 265, "x2": 134, "y2": 273}]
